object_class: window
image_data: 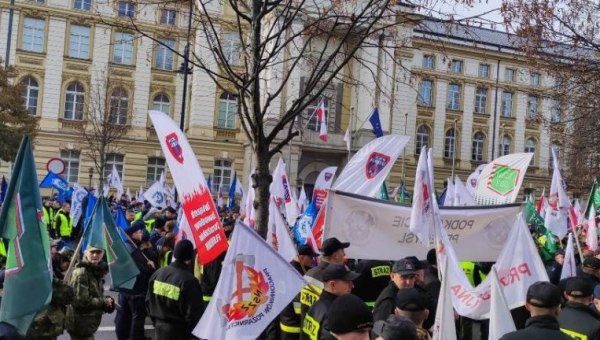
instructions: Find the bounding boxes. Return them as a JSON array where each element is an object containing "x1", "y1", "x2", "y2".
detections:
[
  {"x1": 223, "y1": 32, "x2": 241, "y2": 66},
  {"x1": 113, "y1": 32, "x2": 134, "y2": 64},
  {"x1": 32, "y1": 0, "x2": 44, "y2": 3},
  {"x1": 69, "y1": 25, "x2": 90, "y2": 59},
  {"x1": 60, "y1": 150, "x2": 80, "y2": 183},
  {"x1": 109, "y1": 87, "x2": 128, "y2": 125},
  {"x1": 103, "y1": 153, "x2": 124, "y2": 179},
  {"x1": 447, "y1": 83, "x2": 461, "y2": 110},
  {"x1": 21, "y1": 77, "x2": 39, "y2": 116},
  {"x1": 118, "y1": 1, "x2": 135, "y2": 18},
  {"x1": 422, "y1": 55, "x2": 435, "y2": 69},
  {"x1": 152, "y1": 94, "x2": 170, "y2": 115},
  {"x1": 472, "y1": 132, "x2": 485, "y2": 162},
  {"x1": 499, "y1": 135, "x2": 511, "y2": 156},
  {"x1": 451, "y1": 60, "x2": 463, "y2": 74},
  {"x1": 474, "y1": 87, "x2": 487, "y2": 114},
  {"x1": 551, "y1": 99, "x2": 561, "y2": 122},
  {"x1": 525, "y1": 138, "x2": 536, "y2": 165},
  {"x1": 530, "y1": 73, "x2": 540, "y2": 86},
  {"x1": 154, "y1": 38, "x2": 175, "y2": 70},
  {"x1": 501, "y1": 92, "x2": 513, "y2": 117},
  {"x1": 22, "y1": 18, "x2": 45, "y2": 53},
  {"x1": 218, "y1": 92, "x2": 237, "y2": 129},
  {"x1": 444, "y1": 128, "x2": 457, "y2": 159},
  {"x1": 415, "y1": 125, "x2": 430, "y2": 155},
  {"x1": 418, "y1": 80, "x2": 433, "y2": 106},
  {"x1": 549, "y1": 144, "x2": 559, "y2": 168},
  {"x1": 161, "y1": 10, "x2": 176, "y2": 25},
  {"x1": 73, "y1": 0, "x2": 91, "y2": 11},
  {"x1": 478, "y1": 64, "x2": 490, "y2": 78},
  {"x1": 64, "y1": 82, "x2": 85, "y2": 120},
  {"x1": 528, "y1": 95, "x2": 539, "y2": 118},
  {"x1": 505, "y1": 68, "x2": 515, "y2": 82},
  {"x1": 213, "y1": 160, "x2": 232, "y2": 192},
  {"x1": 305, "y1": 96, "x2": 330, "y2": 131},
  {"x1": 146, "y1": 157, "x2": 165, "y2": 186}
]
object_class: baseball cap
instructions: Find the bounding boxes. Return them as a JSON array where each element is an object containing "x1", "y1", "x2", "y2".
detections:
[
  {"x1": 125, "y1": 220, "x2": 146, "y2": 235},
  {"x1": 327, "y1": 294, "x2": 373, "y2": 334},
  {"x1": 321, "y1": 237, "x2": 350, "y2": 257},
  {"x1": 372, "y1": 315, "x2": 417, "y2": 340},
  {"x1": 395, "y1": 288, "x2": 428, "y2": 312},
  {"x1": 86, "y1": 246, "x2": 104, "y2": 253},
  {"x1": 148, "y1": 207, "x2": 162, "y2": 215},
  {"x1": 564, "y1": 277, "x2": 595, "y2": 297},
  {"x1": 583, "y1": 257, "x2": 600, "y2": 270},
  {"x1": 554, "y1": 249, "x2": 565, "y2": 257},
  {"x1": 298, "y1": 245, "x2": 319, "y2": 257},
  {"x1": 49, "y1": 239, "x2": 60, "y2": 248},
  {"x1": 526, "y1": 281, "x2": 561, "y2": 308},
  {"x1": 322, "y1": 264, "x2": 361, "y2": 282},
  {"x1": 392, "y1": 258, "x2": 417, "y2": 276},
  {"x1": 405, "y1": 256, "x2": 425, "y2": 270}
]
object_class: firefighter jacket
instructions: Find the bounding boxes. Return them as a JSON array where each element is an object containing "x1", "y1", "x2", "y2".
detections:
[
  {"x1": 557, "y1": 301, "x2": 600, "y2": 340},
  {"x1": 301, "y1": 291, "x2": 338, "y2": 340}
]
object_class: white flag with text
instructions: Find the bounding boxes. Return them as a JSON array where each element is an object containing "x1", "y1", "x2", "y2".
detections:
[{"x1": 488, "y1": 267, "x2": 516, "y2": 340}]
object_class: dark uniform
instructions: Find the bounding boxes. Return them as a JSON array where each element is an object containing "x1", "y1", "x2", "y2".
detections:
[
  {"x1": 301, "y1": 290, "x2": 338, "y2": 340},
  {"x1": 557, "y1": 277, "x2": 600, "y2": 340},
  {"x1": 280, "y1": 256, "x2": 313, "y2": 339},
  {"x1": 201, "y1": 251, "x2": 226, "y2": 304},
  {"x1": 299, "y1": 260, "x2": 329, "y2": 329},
  {"x1": 146, "y1": 257, "x2": 204, "y2": 339},
  {"x1": 372, "y1": 281, "x2": 399, "y2": 322},
  {"x1": 352, "y1": 260, "x2": 391, "y2": 309}
]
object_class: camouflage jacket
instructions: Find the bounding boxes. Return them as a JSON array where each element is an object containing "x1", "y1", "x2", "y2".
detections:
[
  {"x1": 30, "y1": 277, "x2": 74, "y2": 338},
  {"x1": 65, "y1": 260, "x2": 108, "y2": 337}
]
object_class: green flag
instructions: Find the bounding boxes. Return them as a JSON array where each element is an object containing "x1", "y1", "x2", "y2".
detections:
[
  {"x1": 525, "y1": 200, "x2": 545, "y2": 228},
  {"x1": 585, "y1": 181, "x2": 600, "y2": 218},
  {"x1": 82, "y1": 196, "x2": 140, "y2": 289},
  {"x1": 380, "y1": 182, "x2": 389, "y2": 201},
  {"x1": 525, "y1": 201, "x2": 557, "y2": 259},
  {"x1": 0, "y1": 137, "x2": 53, "y2": 335}
]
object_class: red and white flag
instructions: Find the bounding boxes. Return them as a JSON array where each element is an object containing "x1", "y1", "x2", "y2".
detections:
[
  {"x1": 316, "y1": 101, "x2": 328, "y2": 142},
  {"x1": 297, "y1": 186, "x2": 307, "y2": 214},
  {"x1": 148, "y1": 110, "x2": 228, "y2": 264},
  {"x1": 409, "y1": 146, "x2": 433, "y2": 244},
  {"x1": 312, "y1": 166, "x2": 337, "y2": 211},
  {"x1": 271, "y1": 158, "x2": 299, "y2": 226},
  {"x1": 545, "y1": 148, "x2": 571, "y2": 239},
  {"x1": 343, "y1": 127, "x2": 351, "y2": 151},
  {"x1": 268, "y1": 199, "x2": 297, "y2": 261},
  {"x1": 311, "y1": 201, "x2": 327, "y2": 250},
  {"x1": 588, "y1": 205, "x2": 598, "y2": 252},
  {"x1": 488, "y1": 266, "x2": 516, "y2": 339},
  {"x1": 536, "y1": 188, "x2": 548, "y2": 217},
  {"x1": 193, "y1": 221, "x2": 306, "y2": 340},
  {"x1": 561, "y1": 233, "x2": 576, "y2": 280}
]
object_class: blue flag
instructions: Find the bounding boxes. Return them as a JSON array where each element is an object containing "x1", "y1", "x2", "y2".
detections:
[
  {"x1": 84, "y1": 192, "x2": 97, "y2": 230},
  {"x1": 207, "y1": 175, "x2": 212, "y2": 193},
  {"x1": 114, "y1": 206, "x2": 129, "y2": 242},
  {"x1": 228, "y1": 173, "x2": 237, "y2": 211},
  {"x1": 292, "y1": 199, "x2": 318, "y2": 245},
  {"x1": 369, "y1": 108, "x2": 384, "y2": 138},
  {"x1": 39, "y1": 171, "x2": 72, "y2": 203},
  {"x1": 437, "y1": 187, "x2": 447, "y2": 206},
  {"x1": 0, "y1": 176, "x2": 7, "y2": 202}
]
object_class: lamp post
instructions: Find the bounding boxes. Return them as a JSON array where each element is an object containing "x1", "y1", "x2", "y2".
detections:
[
  {"x1": 177, "y1": 0, "x2": 194, "y2": 132},
  {"x1": 88, "y1": 167, "x2": 94, "y2": 188}
]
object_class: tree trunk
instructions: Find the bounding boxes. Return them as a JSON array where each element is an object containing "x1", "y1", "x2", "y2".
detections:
[{"x1": 253, "y1": 143, "x2": 272, "y2": 239}]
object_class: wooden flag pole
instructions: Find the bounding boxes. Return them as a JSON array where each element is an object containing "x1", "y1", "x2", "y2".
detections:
[{"x1": 64, "y1": 236, "x2": 85, "y2": 284}]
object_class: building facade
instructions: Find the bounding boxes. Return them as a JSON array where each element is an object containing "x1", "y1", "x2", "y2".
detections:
[{"x1": 0, "y1": 0, "x2": 560, "y2": 200}]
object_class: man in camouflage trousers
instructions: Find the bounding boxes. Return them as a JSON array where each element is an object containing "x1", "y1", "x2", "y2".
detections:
[{"x1": 29, "y1": 277, "x2": 74, "y2": 339}]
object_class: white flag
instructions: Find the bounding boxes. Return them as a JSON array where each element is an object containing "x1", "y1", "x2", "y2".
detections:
[
  {"x1": 126, "y1": 187, "x2": 132, "y2": 202},
  {"x1": 453, "y1": 176, "x2": 476, "y2": 206},
  {"x1": 268, "y1": 199, "x2": 298, "y2": 262},
  {"x1": 70, "y1": 183, "x2": 88, "y2": 227},
  {"x1": 316, "y1": 101, "x2": 328, "y2": 142},
  {"x1": 343, "y1": 127, "x2": 351, "y2": 152},
  {"x1": 409, "y1": 146, "x2": 433, "y2": 244},
  {"x1": 466, "y1": 163, "x2": 487, "y2": 197},
  {"x1": 217, "y1": 177, "x2": 224, "y2": 209},
  {"x1": 333, "y1": 134, "x2": 410, "y2": 197},
  {"x1": 474, "y1": 153, "x2": 533, "y2": 205},
  {"x1": 143, "y1": 181, "x2": 166, "y2": 208},
  {"x1": 312, "y1": 166, "x2": 337, "y2": 211},
  {"x1": 561, "y1": 233, "x2": 576, "y2": 280},
  {"x1": 138, "y1": 184, "x2": 144, "y2": 201},
  {"x1": 297, "y1": 186, "x2": 307, "y2": 214},
  {"x1": 545, "y1": 148, "x2": 570, "y2": 239},
  {"x1": 102, "y1": 184, "x2": 109, "y2": 198},
  {"x1": 109, "y1": 164, "x2": 124, "y2": 197},
  {"x1": 444, "y1": 178, "x2": 455, "y2": 207},
  {"x1": 588, "y1": 205, "x2": 598, "y2": 252},
  {"x1": 432, "y1": 255, "x2": 456, "y2": 340},
  {"x1": 193, "y1": 221, "x2": 306, "y2": 340},
  {"x1": 488, "y1": 267, "x2": 516, "y2": 340},
  {"x1": 271, "y1": 158, "x2": 299, "y2": 226},
  {"x1": 243, "y1": 172, "x2": 256, "y2": 227}
]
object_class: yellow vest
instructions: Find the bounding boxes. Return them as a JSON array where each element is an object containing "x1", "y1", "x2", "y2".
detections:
[
  {"x1": 43, "y1": 207, "x2": 50, "y2": 226},
  {"x1": 0, "y1": 240, "x2": 6, "y2": 257},
  {"x1": 134, "y1": 211, "x2": 142, "y2": 222},
  {"x1": 460, "y1": 261, "x2": 476, "y2": 287},
  {"x1": 161, "y1": 250, "x2": 172, "y2": 268},
  {"x1": 56, "y1": 211, "x2": 73, "y2": 238},
  {"x1": 145, "y1": 218, "x2": 155, "y2": 233}
]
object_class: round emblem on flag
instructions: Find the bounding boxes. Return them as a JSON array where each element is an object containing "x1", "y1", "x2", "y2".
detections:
[
  {"x1": 483, "y1": 218, "x2": 511, "y2": 250},
  {"x1": 343, "y1": 207, "x2": 377, "y2": 245}
]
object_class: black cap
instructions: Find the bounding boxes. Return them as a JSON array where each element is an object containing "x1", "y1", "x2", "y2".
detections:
[
  {"x1": 583, "y1": 257, "x2": 600, "y2": 270},
  {"x1": 554, "y1": 249, "x2": 565, "y2": 257},
  {"x1": 298, "y1": 245, "x2": 318, "y2": 257},
  {"x1": 174, "y1": 240, "x2": 194, "y2": 262},
  {"x1": 372, "y1": 315, "x2": 417, "y2": 340},
  {"x1": 327, "y1": 294, "x2": 373, "y2": 334},
  {"x1": 320, "y1": 237, "x2": 350, "y2": 257},
  {"x1": 405, "y1": 256, "x2": 425, "y2": 270},
  {"x1": 165, "y1": 207, "x2": 176, "y2": 214},
  {"x1": 395, "y1": 288, "x2": 427, "y2": 311},
  {"x1": 427, "y1": 248, "x2": 437, "y2": 266},
  {"x1": 154, "y1": 217, "x2": 167, "y2": 230},
  {"x1": 322, "y1": 264, "x2": 360, "y2": 282},
  {"x1": 526, "y1": 281, "x2": 561, "y2": 308},
  {"x1": 564, "y1": 277, "x2": 595, "y2": 298},
  {"x1": 125, "y1": 220, "x2": 146, "y2": 235},
  {"x1": 392, "y1": 258, "x2": 417, "y2": 276}
]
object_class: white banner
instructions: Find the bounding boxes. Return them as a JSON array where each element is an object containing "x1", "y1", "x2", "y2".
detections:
[
  {"x1": 474, "y1": 153, "x2": 533, "y2": 205},
  {"x1": 71, "y1": 183, "x2": 87, "y2": 227},
  {"x1": 333, "y1": 135, "x2": 410, "y2": 198},
  {"x1": 143, "y1": 181, "x2": 166, "y2": 208},
  {"x1": 312, "y1": 166, "x2": 337, "y2": 210},
  {"x1": 324, "y1": 190, "x2": 523, "y2": 261}
]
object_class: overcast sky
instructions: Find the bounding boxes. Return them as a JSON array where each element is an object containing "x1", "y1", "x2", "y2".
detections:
[{"x1": 429, "y1": 0, "x2": 508, "y2": 31}]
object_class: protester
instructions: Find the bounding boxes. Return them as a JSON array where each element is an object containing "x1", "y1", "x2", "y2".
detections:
[
  {"x1": 146, "y1": 239, "x2": 204, "y2": 339},
  {"x1": 547, "y1": 249, "x2": 564, "y2": 285},
  {"x1": 325, "y1": 294, "x2": 373, "y2": 340},
  {"x1": 373, "y1": 258, "x2": 417, "y2": 322},
  {"x1": 54, "y1": 202, "x2": 73, "y2": 241},
  {"x1": 158, "y1": 232, "x2": 175, "y2": 268},
  {"x1": 393, "y1": 288, "x2": 431, "y2": 340},
  {"x1": 499, "y1": 281, "x2": 573, "y2": 339},
  {"x1": 372, "y1": 315, "x2": 417, "y2": 340},
  {"x1": 557, "y1": 277, "x2": 600, "y2": 339},
  {"x1": 352, "y1": 260, "x2": 392, "y2": 309}
]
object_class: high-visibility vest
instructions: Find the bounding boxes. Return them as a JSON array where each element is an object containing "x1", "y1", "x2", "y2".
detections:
[
  {"x1": 161, "y1": 250, "x2": 172, "y2": 268},
  {"x1": 145, "y1": 218, "x2": 155, "y2": 233},
  {"x1": 460, "y1": 262, "x2": 476, "y2": 287},
  {"x1": 0, "y1": 239, "x2": 6, "y2": 257},
  {"x1": 43, "y1": 207, "x2": 50, "y2": 226},
  {"x1": 479, "y1": 271, "x2": 488, "y2": 282},
  {"x1": 134, "y1": 211, "x2": 142, "y2": 222},
  {"x1": 56, "y1": 211, "x2": 73, "y2": 238}
]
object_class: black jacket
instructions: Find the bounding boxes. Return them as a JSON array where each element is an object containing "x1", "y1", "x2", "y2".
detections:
[
  {"x1": 352, "y1": 260, "x2": 392, "y2": 307},
  {"x1": 558, "y1": 301, "x2": 600, "y2": 340},
  {"x1": 280, "y1": 260, "x2": 310, "y2": 338},
  {"x1": 146, "y1": 261, "x2": 204, "y2": 336},
  {"x1": 120, "y1": 240, "x2": 154, "y2": 295},
  {"x1": 300, "y1": 260, "x2": 330, "y2": 329},
  {"x1": 499, "y1": 315, "x2": 574, "y2": 340},
  {"x1": 301, "y1": 291, "x2": 337, "y2": 340},
  {"x1": 372, "y1": 281, "x2": 398, "y2": 322},
  {"x1": 200, "y1": 253, "x2": 225, "y2": 298}
]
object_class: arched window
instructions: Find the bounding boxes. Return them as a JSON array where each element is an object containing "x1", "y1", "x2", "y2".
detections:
[
  {"x1": 525, "y1": 138, "x2": 536, "y2": 165},
  {"x1": 64, "y1": 82, "x2": 85, "y2": 120},
  {"x1": 499, "y1": 135, "x2": 511, "y2": 157},
  {"x1": 21, "y1": 77, "x2": 39, "y2": 115},
  {"x1": 218, "y1": 92, "x2": 237, "y2": 129},
  {"x1": 549, "y1": 143, "x2": 560, "y2": 168},
  {"x1": 444, "y1": 128, "x2": 457, "y2": 159},
  {"x1": 415, "y1": 125, "x2": 430, "y2": 155},
  {"x1": 109, "y1": 87, "x2": 129, "y2": 125},
  {"x1": 152, "y1": 94, "x2": 170, "y2": 115},
  {"x1": 472, "y1": 132, "x2": 485, "y2": 162}
]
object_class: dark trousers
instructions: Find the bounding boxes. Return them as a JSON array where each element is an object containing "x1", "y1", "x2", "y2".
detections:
[
  {"x1": 155, "y1": 320, "x2": 193, "y2": 340},
  {"x1": 115, "y1": 293, "x2": 147, "y2": 340}
]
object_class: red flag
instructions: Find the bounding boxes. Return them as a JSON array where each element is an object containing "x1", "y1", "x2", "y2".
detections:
[
  {"x1": 311, "y1": 202, "x2": 326, "y2": 250},
  {"x1": 316, "y1": 101, "x2": 328, "y2": 142}
]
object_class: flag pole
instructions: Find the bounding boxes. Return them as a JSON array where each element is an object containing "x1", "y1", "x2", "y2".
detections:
[
  {"x1": 572, "y1": 230, "x2": 585, "y2": 263},
  {"x1": 348, "y1": 106, "x2": 354, "y2": 162},
  {"x1": 401, "y1": 112, "x2": 408, "y2": 181},
  {"x1": 64, "y1": 236, "x2": 85, "y2": 283},
  {"x1": 451, "y1": 118, "x2": 458, "y2": 179}
]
